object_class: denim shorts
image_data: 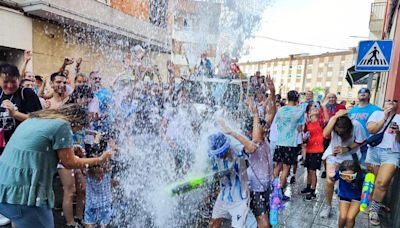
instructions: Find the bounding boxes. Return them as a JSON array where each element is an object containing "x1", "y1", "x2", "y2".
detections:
[
  {"x1": 0, "y1": 203, "x2": 53, "y2": 228},
  {"x1": 366, "y1": 147, "x2": 400, "y2": 167},
  {"x1": 84, "y1": 205, "x2": 112, "y2": 225}
]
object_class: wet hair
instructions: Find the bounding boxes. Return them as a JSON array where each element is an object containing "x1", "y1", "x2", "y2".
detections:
[
  {"x1": 50, "y1": 71, "x2": 67, "y2": 81},
  {"x1": 0, "y1": 63, "x2": 20, "y2": 78},
  {"x1": 29, "y1": 103, "x2": 89, "y2": 128},
  {"x1": 287, "y1": 90, "x2": 300, "y2": 102},
  {"x1": 334, "y1": 116, "x2": 353, "y2": 140},
  {"x1": 68, "y1": 85, "x2": 94, "y2": 104},
  {"x1": 74, "y1": 73, "x2": 87, "y2": 82}
]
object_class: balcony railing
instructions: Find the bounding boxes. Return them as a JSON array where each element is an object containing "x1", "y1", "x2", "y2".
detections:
[{"x1": 369, "y1": 2, "x2": 386, "y2": 33}]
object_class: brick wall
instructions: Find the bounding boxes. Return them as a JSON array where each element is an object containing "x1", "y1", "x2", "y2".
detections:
[{"x1": 111, "y1": 0, "x2": 149, "y2": 21}]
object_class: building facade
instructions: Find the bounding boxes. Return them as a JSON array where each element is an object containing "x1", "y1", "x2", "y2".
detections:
[
  {"x1": 0, "y1": 0, "x2": 171, "y2": 84},
  {"x1": 240, "y1": 49, "x2": 362, "y2": 101}
]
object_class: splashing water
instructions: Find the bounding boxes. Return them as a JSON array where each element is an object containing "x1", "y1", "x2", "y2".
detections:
[{"x1": 50, "y1": 0, "x2": 271, "y2": 227}]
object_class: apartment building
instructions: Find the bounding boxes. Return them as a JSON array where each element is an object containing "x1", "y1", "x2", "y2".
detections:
[
  {"x1": 240, "y1": 48, "x2": 363, "y2": 101},
  {"x1": 0, "y1": 0, "x2": 170, "y2": 84}
]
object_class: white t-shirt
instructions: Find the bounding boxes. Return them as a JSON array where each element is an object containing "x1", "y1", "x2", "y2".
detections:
[
  {"x1": 84, "y1": 97, "x2": 100, "y2": 145},
  {"x1": 367, "y1": 112, "x2": 400, "y2": 151},
  {"x1": 323, "y1": 119, "x2": 367, "y2": 163},
  {"x1": 269, "y1": 118, "x2": 278, "y2": 142}
]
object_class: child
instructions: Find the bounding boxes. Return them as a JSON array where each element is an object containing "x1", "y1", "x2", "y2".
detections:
[
  {"x1": 333, "y1": 160, "x2": 365, "y2": 228},
  {"x1": 84, "y1": 157, "x2": 113, "y2": 228},
  {"x1": 302, "y1": 104, "x2": 324, "y2": 200}
]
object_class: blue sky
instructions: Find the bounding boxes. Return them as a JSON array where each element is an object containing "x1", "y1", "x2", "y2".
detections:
[{"x1": 240, "y1": 0, "x2": 375, "y2": 62}]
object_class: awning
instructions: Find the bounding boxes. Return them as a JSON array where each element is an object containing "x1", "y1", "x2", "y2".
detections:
[{"x1": 345, "y1": 66, "x2": 371, "y2": 88}]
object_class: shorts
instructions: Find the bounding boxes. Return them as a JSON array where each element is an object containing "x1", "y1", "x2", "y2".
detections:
[
  {"x1": 211, "y1": 197, "x2": 249, "y2": 228},
  {"x1": 273, "y1": 146, "x2": 298, "y2": 165},
  {"x1": 84, "y1": 206, "x2": 112, "y2": 225},
  {"x1": 366, "y1": 147, "x2": 400, "y2": 167},
  {"x1": 339, "y1": 197, "x2": 360, "y2": 202},
  {"x1": 250, "y1": 190, "x2": 271, "y2": 217},
  {"x1": 304, "y1": 153, "x2": 323, "y2": 171}
]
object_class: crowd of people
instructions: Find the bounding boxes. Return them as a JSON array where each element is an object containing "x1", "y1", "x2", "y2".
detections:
[{"x1": 0, "y1": 47, "x2": 398, "y2": 228}]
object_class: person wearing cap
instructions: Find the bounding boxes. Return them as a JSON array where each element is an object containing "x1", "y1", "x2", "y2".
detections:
[
  {"x1": 272, "y1": 90, "x2": 308, "y2": 201},
  {"x1": 208, "y1": 119, "x2": 257, "y2": 228},
  {"x1": 348, "y1": 88, "x2": 381, "y2": 168}
]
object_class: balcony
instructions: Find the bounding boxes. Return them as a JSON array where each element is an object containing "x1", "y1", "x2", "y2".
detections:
[
  {"x1": 369, "y1": 2, "x2": 386, "y2": 34},
  {"x1": 5, "y1": 0, "x2": 170, "y2": 50}
]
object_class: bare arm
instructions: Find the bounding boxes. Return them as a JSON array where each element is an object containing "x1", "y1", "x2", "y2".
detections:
[
  {"x1": 218, "y1": 118, "x2": 257, "y2": 153},
  {"x1": 323, "y1": 109, "x2": 348, "y2": 138},
  {"x1": 248, "y1": 99, "x2": 263, "y2": 143},
  {"x1": 264, "y1": 75, "x2": 277, "y2": 128},
  {"x1": 20, "y1": 50, "x2": 32, "y2": 80},
  {"x1": 367, "y1": 109, "x2": 391, "y2": 134},
  {"x1": 57, "y1": 148, "x2": 113, "y2": 169}
]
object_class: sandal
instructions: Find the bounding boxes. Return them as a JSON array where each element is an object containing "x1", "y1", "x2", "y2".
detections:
[{"x1": 369, "y1": 211, "x2": 380, "y2": 226}]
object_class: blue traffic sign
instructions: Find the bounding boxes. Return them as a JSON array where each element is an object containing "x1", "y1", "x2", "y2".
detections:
[{"x1": 355, "y1": 40, "x2": 393, "y2": 72}]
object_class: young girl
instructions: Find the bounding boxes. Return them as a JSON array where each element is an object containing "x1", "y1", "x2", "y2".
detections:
[
  {"x1": 302, "y1": 104, "x2": 324, "y2": 201},
  {"x1": 84, "y1": 157, "x2": 113, "y2": 228},
  {"x1": 333, "y1": 160, "x2": 365, "y2": 228}
]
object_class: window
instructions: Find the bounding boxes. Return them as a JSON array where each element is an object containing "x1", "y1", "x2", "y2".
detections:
[
  {"x1": 316, "y1": 82, "x2": 322, "y2": 87},
  {"x1": 328, "y1": 62, "x2": 334, "y2": 68},
  {"x1": 327, "y1": 71, "x2": 333, "y2": 77},
  {"x1": 296, "y1": 74, "x2": 302, "y2": 78},
  {"x1": 326, "y1": 81, "x2": 332, "y2": 87},
  {"x1": 288, "y1": 75, "x2": 292, "y2": 79},
  {"x1": 338, "y1": 81, "x2": 343, "y2": 86},
  {"x1": 319, "y1": 62, "x2": 324, "y2": 68},
  {"x1": 297, "y1": 65, "x2": 303, "y2": 70},
  {"x1": 183, "y1": 18, "x2": 191, "y2": 31},
  {"x1": 307, "y1": 64, "x2": 313, "y2": 69},
  {"x1": 306, "y1": 73, "x2": 312, "y2": 79},
  {"x1": 150, "y1": 0, "x2": 168, "y2": 28},
  {"x1": 296, "y1": 82, "x2": 302, "y2": 88},
  {"x1": 318, "y1": 72, "x2": 323, "y2": 78}
]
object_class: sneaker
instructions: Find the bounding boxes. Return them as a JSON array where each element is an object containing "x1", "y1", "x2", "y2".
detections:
[
  {"x1": 369, "y1": 211, "x2": 380, "y2": 226},
  {"x1": 304, "y1": 192, "x2": 316, "y2": 201},
  {"x1": 300, "y1": 187, "x2": 312, "y2": 194},
  {"x1": 321, "y1": 171, "x2": 326, "y2": 179},
  {"x1": 0, "y1": 214, "x2": 10, "y2": 226},
  {"x1": 319, "y1": 205, "x2": 332, "y2": 218},
  {"x1": 290, "y1": 176, "x2": 296, "y2": 184},
  {"x1": 282, "y1": 194, "x2": 291, "y2": 201}
]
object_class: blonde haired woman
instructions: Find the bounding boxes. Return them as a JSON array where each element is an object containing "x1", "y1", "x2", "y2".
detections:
[{"x1": 0, "y1": 104, "x2": 113, "y2": 228}]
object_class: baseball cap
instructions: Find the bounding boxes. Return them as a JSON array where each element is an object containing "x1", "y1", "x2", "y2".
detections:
[{"x1": 358, "y1": 88, "x2": 370, "y2": 94}]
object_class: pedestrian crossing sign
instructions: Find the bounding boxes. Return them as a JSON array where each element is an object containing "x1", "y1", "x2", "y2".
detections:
[{"x1": 355, "y1": 40, "x2": 393, "y2": 72}]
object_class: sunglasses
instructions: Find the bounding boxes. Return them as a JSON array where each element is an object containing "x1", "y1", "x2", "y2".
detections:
[{"x1": 339, "y1": 171, "x2": 357, "y2": 181}]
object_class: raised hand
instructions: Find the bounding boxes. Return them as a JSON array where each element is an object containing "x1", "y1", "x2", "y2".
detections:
[
  {"x1": 265, "y1": 74, "x2": 275, "y2": 93},
  {"x1": 64, "y1": 57, "x2": 74, "y2": 65},
  {"x1": 217, "y1": 118, "x2": 233, "y2": 135},
  {"x1": 76, "y1": 57, "x2": 82, "y2": 66},
  {"x1": 24, "y1": 50, "x2": 32, "y2": 62}
]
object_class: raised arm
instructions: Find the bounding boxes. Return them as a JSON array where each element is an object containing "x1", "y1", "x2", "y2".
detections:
[
  {"x1": 218, "y1": 118, "x2": 257, "y2": 153},
  {"x1": 59, "y1": 57, "x2": 74, "y2": 74},
  {"x1": 247, "y1": 98, "x2": 263, "y2": 143},
  {"x1": 264, "y1": 75, "x2": 277, "y2": 128},
  {"x1": 20, "y1": 50, "x2": 32, "y2": 80}
]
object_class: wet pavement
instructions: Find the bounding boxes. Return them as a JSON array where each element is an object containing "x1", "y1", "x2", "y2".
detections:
[{"x1": 0, "y1": 165, "x2": 391, "y2": 228}]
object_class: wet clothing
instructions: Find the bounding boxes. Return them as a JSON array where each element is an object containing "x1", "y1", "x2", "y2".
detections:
[
  {"x1": 86, "y1": 173, "x2": 112, "y2": 209},
  {"x1": 304, "y1": 153, "x2": 323, "y2": 171},
  {"x1": 305, "y1": 121, "x2": 324, "y2": 153},
  {"x1": 325, "y1": 103, "x2": 346, "y2": 118},
  {"x1": 247, "y1": 141, "x2": 273, "y2": 192},
  {"x1": 0, "y1": 88, "x2": 42, "y2": 143},
  {"x1": 0, "y1": 118, "x2": 73, "y2": 208},
  {"x1": 250, "y1": 190, "x2": 271, "y2": 217},
  {"x1": 274, "y1": 103, "x2": 307, "y2": 147},
  {"x1": 273, "y1": 146, "x2": 299, "y2": 165},
  {"x1": 334, "y1": 171, "x2": 364, "y2": 201}
]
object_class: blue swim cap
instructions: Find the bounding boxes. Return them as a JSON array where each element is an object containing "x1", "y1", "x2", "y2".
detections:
[{"x1": 208, "y1": 132, "x2": 231, "y2": 158}]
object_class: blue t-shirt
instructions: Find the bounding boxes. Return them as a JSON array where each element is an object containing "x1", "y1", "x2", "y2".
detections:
[
  {"x1": 334, "y1": 170, "x2": 364, "y2": 201},
  {"x1": 348, "y1": 104, "x2": 381, "y2": 136},
  {"x1": 274, "y1": 103, "x2": 307, "y2": 147}
]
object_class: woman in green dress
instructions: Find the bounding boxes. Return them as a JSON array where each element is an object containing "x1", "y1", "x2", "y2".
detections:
[{"x1": 0, "y1": 104, "x2": 113, "y2": 228}]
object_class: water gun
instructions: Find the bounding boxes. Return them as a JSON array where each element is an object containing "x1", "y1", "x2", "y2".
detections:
[
  {"x1": 270, "y1": 178, "x2": 285, "y2": 227},
  {"x1": 360, "y1": 173, "x2": 375, "y2": 212},
  {"x1": 170, "y1": 169, "x2": 231, "y2": 196}
]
